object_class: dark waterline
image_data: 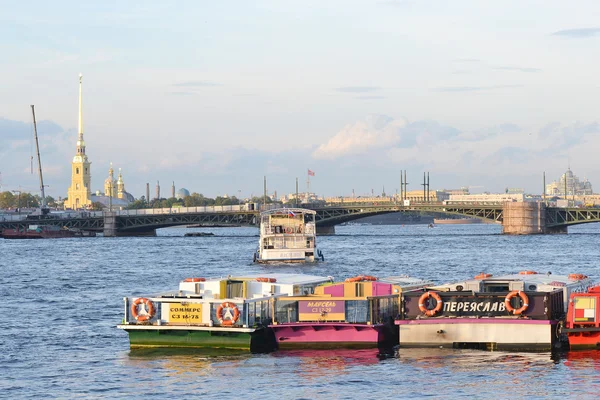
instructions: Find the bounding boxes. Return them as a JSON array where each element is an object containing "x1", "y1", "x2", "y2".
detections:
[{"x1": 3, "y1": 223, "x2": 600, "y2": 398}]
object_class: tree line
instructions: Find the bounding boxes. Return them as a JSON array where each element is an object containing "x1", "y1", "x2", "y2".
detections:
[
  {"x1": 126, "y1": 193, "x2": 274, "y2": 210},
  {"x1": 0, "y1": 191, "x2": 58, "y2": 209}
]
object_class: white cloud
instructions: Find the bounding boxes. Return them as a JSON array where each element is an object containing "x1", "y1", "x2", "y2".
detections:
[{"x1": 312, "y1": 115, "x2": 408, "y2": 160}]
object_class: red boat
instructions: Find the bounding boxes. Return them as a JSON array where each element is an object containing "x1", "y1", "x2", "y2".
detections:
[
  {"x1": 564, "y1": 283, "x2": 600, "y2": 349},
  {"x1": 1, "y1": 225, "x2": 92, "y2": 239}
]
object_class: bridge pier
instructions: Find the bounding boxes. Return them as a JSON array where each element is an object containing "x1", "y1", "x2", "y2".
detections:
[
  {"x1": 103, "y1": 212, "x2": 117, "y2": 237},
  {"x1": 317, "y1": 225, "x2": 336, "y2": 235},
  {"x1": 502, "y1": 202, "x2": 567, "y2": 235}
]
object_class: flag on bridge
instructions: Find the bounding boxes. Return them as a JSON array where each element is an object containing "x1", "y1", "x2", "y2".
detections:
[{"x1": 308, "y1": 169, "x2": 315, "y2": 177}]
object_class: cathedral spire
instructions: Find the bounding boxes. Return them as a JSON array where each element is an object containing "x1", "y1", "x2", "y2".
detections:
[{"x1": 78, "y1": 73, "x2": 83, "y2": 140}]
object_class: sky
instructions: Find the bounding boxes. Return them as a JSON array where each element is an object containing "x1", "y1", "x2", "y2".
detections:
[{"x1": 1, "y1": 0, "x2": 599, "y2": 200}]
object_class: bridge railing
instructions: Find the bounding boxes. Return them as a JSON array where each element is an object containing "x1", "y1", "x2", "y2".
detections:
[{"x1": 114, "y1": 204, "x2": 258, "y2": 216}]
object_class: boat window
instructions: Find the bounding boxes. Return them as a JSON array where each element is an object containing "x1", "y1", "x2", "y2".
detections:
[
  {"x1": 247, "y1": 300, "x2": 271, "y2": 326},
  {"x1": 483, "y1": 283, "x2": 510, "y2": 293},
  {"x1": 346, "y1": 300, "x2": 370, "y2": 323},
  {"x1": 275, "y1": 300, "x2": 298, "y2": 324},
  {"x1": 355, "y1": 283, "x2": 365, "y2": 297},
  {"x1": 227, "y1": 282, "x2": 244, "y2": 298},
  {"x1": 372, "y1": 296, "x2": 400, "y2": 324},
  {"x1": 210, "y1": 303, "x2": 245, "y2": 327}
]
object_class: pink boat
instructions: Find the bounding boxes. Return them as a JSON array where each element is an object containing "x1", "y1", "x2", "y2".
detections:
[{"x1": 269, "y1": 275, "x2": 432, "y2": 349}]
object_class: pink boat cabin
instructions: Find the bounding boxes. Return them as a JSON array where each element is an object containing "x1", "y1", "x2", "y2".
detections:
[{"x1": 269, "y1": 275, "x2": 432, "y2": 349}]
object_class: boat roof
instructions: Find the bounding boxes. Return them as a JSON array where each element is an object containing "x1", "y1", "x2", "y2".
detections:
[
  {"x1": 434, "y1": 271, "x2": 591, "y2": 290},
  {"x1": 380, "y1": 275, "x2": 435, "y2": 286},
  {"x1": 200, "y1": 273, "x2": 332, "y2": 285},
  {"x1": 260, "y1": 208, "x2": 316, "y2": 216}
]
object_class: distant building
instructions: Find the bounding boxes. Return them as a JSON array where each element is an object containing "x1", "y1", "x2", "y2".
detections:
[
  {"x1": 546, "y1": 168, "x2": 593, "y2": 196},
  {"x1": 176, "y1": 188, "x2": 190, "y2": 199},
  {"x1": 449, "y1": 193, "x2": 528, "y2": 203},
  {"x1": 64, "y1": 74, "x2": 92, "y2": 210},
  {"x1": 91, "y1": 164, "x2": 134, "y2": 209}
]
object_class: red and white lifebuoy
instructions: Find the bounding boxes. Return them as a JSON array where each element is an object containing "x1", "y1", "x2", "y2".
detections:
[
  {"x1": 505, "y1": 290, "x2": 529, "y2": 315},
  {"x1": 131, "y1": 297, "x2": 155, "y2": 322},
  {"x1": 216, "y1": 302, "x2": 240, "y2": 326},
  {"x1": 418, "y1": 291, "x2": 443, "y2": 317}
]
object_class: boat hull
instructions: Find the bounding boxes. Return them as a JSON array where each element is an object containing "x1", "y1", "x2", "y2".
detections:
[
  {"x1": 396, "y1": 319, "x2": 560, "y2": 351},
  {"x1": 125, "y1": 329, "x2": 251, "y2": 349},
  {"x1": 256, "y1": 249, "x2": 316, "y2": 263},
  {"x1": 118, "y1": 325, "x2": 277, "y2": 352},
  {"x1": 565, "y1": 330, "x2": 600, "y2": 350},
  {"x1": 270, "y1": 322, "x2": 398, "y2": 350}
]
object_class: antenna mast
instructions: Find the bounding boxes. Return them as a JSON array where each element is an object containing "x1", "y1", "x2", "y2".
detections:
[{"x1": 31, "y1": 105, "x2": 47, "y2": 209}]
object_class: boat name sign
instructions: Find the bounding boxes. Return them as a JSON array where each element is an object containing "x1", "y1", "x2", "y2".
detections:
[
  {"x1": 417, "y1": 297, "x2": 509, "y2": 317},
  {"x1": 169, "y1": 303, "x2": 203, "y2": 323},
  {"x1": 442, "y1": 298, "x2": 506, "y2": 315},
  {"x1": 299, "y1": 300, "x2": 345, "y2": 321}
]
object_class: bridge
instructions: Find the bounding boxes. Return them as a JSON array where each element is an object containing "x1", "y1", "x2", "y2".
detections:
[{"x1": 2, "y1": 202, "x2": 600, "y2": 237}]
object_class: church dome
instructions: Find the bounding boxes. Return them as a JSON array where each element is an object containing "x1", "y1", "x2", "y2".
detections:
[{"x1": 176, "y1": 188, "x2": 190, "y2": 199}]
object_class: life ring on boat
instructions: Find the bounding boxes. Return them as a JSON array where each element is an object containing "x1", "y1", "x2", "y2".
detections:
[
  {"x1": 519, "y1": 270, "x2": 538, "y2": 275},
  {"x1": 345, "y1": 275, "x2": 377, "y2": 282},
  {"x1": 184, "y1": 277, "x2": 205, "y2": 282},
  {"x1": 568, "y1": 273, "x2": 588, "y2": 280},
  {"x1": 504, "y1": 290, "x2": 529, "y2": 315},
  {"x1": 256, "y1": 277, "x2": 277, "y2": 283},
  {"x1": 474, "y1": 273, "x2": 492, "y2": 280},
  {"x1": 418, "y1": 291, "x2": 443, "y2": 317},
  {"x1": 131, "y1": 297, "x2": 155, "y2": 322},
  {"x1": 216, "y1": 302, "x2": 240, "y2": 326},
  {"x1": 285, "y1": 227, "x2": 293, "y2": 234}
]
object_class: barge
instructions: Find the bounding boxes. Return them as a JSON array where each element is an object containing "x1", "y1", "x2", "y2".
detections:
[
  {"x1": 270, "y1": 275, "x2": 432, "y2": 350},
  {"x1": 117, "y1": 274, "x2": 333, "y2": 351},
  {"x1": 2, "y1": 224, "x2": 96, "y2": 239},
  {"x1": 564, "y1": 283, "x2": 600, "y2": 349},
  {"x1": 254, "y1": 208, "x2": 324, "y2": 263},
  {"x1": 396, "y1": 271, "x2": 592, "y2": 351}
]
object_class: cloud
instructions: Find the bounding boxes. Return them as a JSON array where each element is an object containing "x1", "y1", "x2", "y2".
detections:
[
  {"x1": 356, "y1": 95, "x2": 386, "y2": 100},
  {"x1": 462, "y1": 124, "x2": 521, "y2": 141},
  {"x1": 311, "y1": 116, "x2": 462, "y2": 160},
  {"x1": 538, "y1": 121, "x2": 599, "y2": 152},
  {"x1": 312, "y1": 115, "x2": 405, "y2": 160},
  {"x1": 334, "y1": 86, "x2": 380, "y2": 93},
  {"x1": 171, "y1": 81, "x2": 222, "y2": 88},
  {"x1": 169, "y1": 91, "x2": 197, "y2": 96},
  {"x1": 552, "y1": 28, "x2": 600, "y2": 38},
  {"x1": 453, "y1": 58, "x2": 481, "y2": 63},
  {"x1": 493, "y1": 66, "x2": 542, "y2": 73},
  {"x1": 434, "y1": 84, "x2": 524, "y2": 93}
]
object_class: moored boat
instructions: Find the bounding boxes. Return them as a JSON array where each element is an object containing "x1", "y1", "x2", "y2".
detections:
[
  {"x1": 1, "y1": 224, "x2": 91, "y2": 239},
  {"x1": 117, "y1": 273, "x2": 333, "y2": 351},
  {"x1": 396, "y1": 271, "x2": 592, "y2": 351},
  {"x1": 270, "y1": 275, "x2": 433, "y2": 349},
  {"x1": 564, "y1": 281, "x2": 600, "y2": 350},
  {"x1": 254, "y1": 208, "x2": 324, "y2": 263}
]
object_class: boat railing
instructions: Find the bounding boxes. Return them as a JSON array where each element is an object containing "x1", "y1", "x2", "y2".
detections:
[
  {"x1": 399, "y1": 290, "x2": 565, "y2": 320},
  {"x1": 124, "y1": 296, "x2": 276, "y2": 328},
  {"x1": 369, "y1": 295, "x2": 401, "y2": 324}
]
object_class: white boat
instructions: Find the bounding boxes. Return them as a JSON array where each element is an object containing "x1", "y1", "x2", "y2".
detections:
[
  {"x1": 396, "y1": 271, "x2": 592, "y2": 351},
  {"x1": 254, "y1": 208, "x2": 324, "y2": 263}
]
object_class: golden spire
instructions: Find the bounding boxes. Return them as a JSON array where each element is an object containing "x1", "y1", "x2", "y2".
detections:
[{"x1": 78, "y1": 73, "x2": 83, "y2": 140}]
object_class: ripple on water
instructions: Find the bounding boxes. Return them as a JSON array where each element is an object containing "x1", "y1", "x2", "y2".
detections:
[{"x1": 3, "y1": 224, "x2": 600, "y2": 398}]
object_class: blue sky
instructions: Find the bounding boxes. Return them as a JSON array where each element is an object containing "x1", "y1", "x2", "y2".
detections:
[{"x1": 1, "y1": 0, "x2": 599, "y2": 199}]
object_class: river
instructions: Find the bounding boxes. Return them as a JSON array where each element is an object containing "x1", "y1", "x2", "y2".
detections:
[{"x1": 2, "y1": 223, "x2": 600, "y2": 398}]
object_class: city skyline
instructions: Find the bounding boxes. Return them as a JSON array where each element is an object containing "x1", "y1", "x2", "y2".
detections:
[{"x1": 1, "y1": 1, "x2": 600, "y2": 199}]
